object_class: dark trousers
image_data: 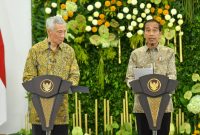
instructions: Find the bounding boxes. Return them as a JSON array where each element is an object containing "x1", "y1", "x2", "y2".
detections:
[
  {"x1": 135, "y1": 113, "x2": 171, "y2": 135},
  {"x1": 32, "y1": 124, "x2": 68, "y2": 135}
]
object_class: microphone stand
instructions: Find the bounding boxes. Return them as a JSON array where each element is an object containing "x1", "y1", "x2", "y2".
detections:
[
  {"x1": 153, "y1": 130, "x2": 157, "y2": 135},
  {"x1": 46, "y1": 131, "x2": 51, "y2": 135}
]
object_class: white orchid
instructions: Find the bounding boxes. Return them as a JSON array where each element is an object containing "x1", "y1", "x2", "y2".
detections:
[
  {"x1": 175, "y1": 26, "x2": 181, "y2": 31},
  {"x1": 139, "y1": 23, "x2": 144, "y2": 28},
  {"x1": 145, "y1": 8, "x2": 150, "y2": 14},
  {"x1": 87, "y1": 5, "x2": 94, "y2": 11},
  {"x1": 178, "y1": 19, "x2": 184, "y2": 25},
  {"x1": 93, "y1": 11, "x2": 99, "y2": 17},
  {"x1": 132, "y1": 15, "x2": 137, "y2": 20},
  {"x1": 131, "y1": 21, "x2": 137, "y2": 26},
  {"x1": 168, "y1": 22, "x2": 173, "y2": 28},
  {"x1": 88, "y1": 16, "x2": 93, "y2": 22},
  {"x1": 169, "y1": 18, "x2": 175, "y2": 23},
  {"x1": 141, "y1": 13, "x2": 146, "y2": 18},
  {"x1": 177, "y1": 14, "x2": 183, "y2": 19},
  {"x1": 128, "y1": 25, "x2": 133, "y2": 31},
  {"x1": 133, "y1": 8, "x2": 138, "y2": 15},
  {"x1": 137, "y1": 17, "x2": 142, "y2": 23},
  {"x1": 131, "y1": 0, "x2": 138, "y2": 5},
  {"x1": 119, "y1": 26, "x2": 125, "y2": 31},
  {"x1": 117, "y1": 13, "x2": 124, "y2": 19},
  {"x1": 171, "y1": 8, "x2": 177, "y2": 15},
  {"x1": 140, "y1": 3, "x2": 145, "y2": 9},
  {"x1": 137, "y1": 29, "x2": 143, "y2": 35},
  {"x1": 45, "y1": 7, "x2": 52, "y2": 14},
  {"x1": 179, "y1": 31, "x2": 184, "y2": 36},
  {"x1": 126, "y1": 32, "x2": 133, "y2": 38},
  {"x1": 146, "y1": 3, "x2": 152, "y2": 9},
  {"x1": 85, "y1": 26, "x2": 92, "y2": 32},
  {"x1": 94, "y1": 2, "x2": 101, "y2": 9},
  {"x1": 51, "y1": 2, "x2": 57, "y2": 8},
  {"x1": 92, "y1": 19, "x2": 98, "y2": 25},
  {"x1": 165, "y1": 14, "x2": 171, "y2": 20},
  {"x1": 126, "y1": 14, "x2": 132, "y2": 20},
  {"x1": 123, "y1": 7, "x2": 129, "y2": 13},
  {"x1": 146, "y1": 15, "x2": 153, "y2": 20}
]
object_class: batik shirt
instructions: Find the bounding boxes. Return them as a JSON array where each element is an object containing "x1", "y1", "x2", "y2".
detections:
[
  {"x1": 23, "y1": 39, "x2": 80, "y2": 124},
  {"x1": 126, "y1": 45, "x2": 176, "y2": 113}
]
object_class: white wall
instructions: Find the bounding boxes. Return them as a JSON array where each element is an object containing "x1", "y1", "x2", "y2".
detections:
[{"x1": 0, "y1": 0, "x2": 31, "y2": 133}]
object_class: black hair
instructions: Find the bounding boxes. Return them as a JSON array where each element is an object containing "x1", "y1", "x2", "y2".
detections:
[{"x1": 144, "y1": 19, "x2": 162, "y2": 31}]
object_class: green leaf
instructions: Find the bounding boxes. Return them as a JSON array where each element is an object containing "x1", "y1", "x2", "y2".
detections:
[
  {"x1": 191, "y1": 83, "x2": 200, "y2": 93},
  {"x1": 89, "y1": 35, "x2": 101, "y2": 46},
  {"x1": 192, "y1": 73, "x2": 200, "y2": 81}
]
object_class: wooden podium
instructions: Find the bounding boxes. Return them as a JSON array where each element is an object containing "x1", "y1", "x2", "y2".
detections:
[
  {"x1": 22, "y1": 75, "x2": 89, "y2": 133},
  {"x1": 129, "y1": 74, "x2": 178, "y2": 134}
]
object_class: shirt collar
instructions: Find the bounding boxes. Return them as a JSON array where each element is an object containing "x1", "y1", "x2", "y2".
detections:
[
  {"x1": 40, "y1": 38, "x2": 64, "y2": 51},
  {"x1": 145, "y1": 44, "x2": 161, "y2": 52}
]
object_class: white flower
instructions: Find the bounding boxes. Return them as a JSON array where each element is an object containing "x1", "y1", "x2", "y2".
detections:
[
  {"x1": 117, "y1": 13, "x2": 124, "y2": 19},
  {"x1": 92, "y1": 19, "x2": 98, "y2": 25},
  {"x1": 123, "y1": 7, "x2": 129, "y2": 13},
  {"x1": 178, "y1": 19, "x2": 184, "y2": 25},
  {"x1": 93, "y1": 11, "x2": 99, "y2": 17},
  {"x1": 184, "y1": 91, "x2": 193, "y2": 100},
  {"x1": 95, "y1": 2, "x2": 101, "y2": 9},
  {"x1": 171, "y1": 8, "x2": 177, "y2": 15},
  {"x1": 146, "y1": 3, "x2": 152, "y2": 9},
  {"x1": 165, "y1": 14, "x2": 171, "y2": 20},
  {"x1": 137, "y1": 17, "x2": 142, "y2": 23},
  {"x1": 168, "y1": 22, "x2": 173, "y2": 28},
  {"x1": 85, "y1": 26, "x2": 92, "y2": 32},
  {"x1": 139, "y1": 23, "x2": 144, "y2": 28},
  {"x1": 131, "y1": 21, "x2": 137, "y2": 26},
  {"x1": 87, "y1": 5, "x2": 94, "y2": 11},
  {"x1": 88, "y1": 16, "x2": 93, "y2": 22},
  {"x1": 177, "y1": 14, "x2": 183, "y2": 19},
  {"x1": 119, "y1": 26, "x2": 125, "y2": 31},
  {"x1": 179, "y1": 31, "x2": 184, "y2": 36},
  {"x1": 51, "y1": 2, "x2": 57, "y2": 8},
  {"x1": 146, "y1": 15, "x2": 153, "y2": 20},
  {"x1": 45, "y1": 7, "x2": 52, "y2": 14},
  {"x1": 126, "y1": 32, "x2": 133, "y2": 38},
  {"x1": 132, "y1": 15, "x2": 136, "y2": 20},
  {"x1": 137, "y1": 29, "x2": 143, "y2": 35},
  {"x1": 128, "y1": 25, "x2": 133, "y2": 31},
  {"x1": 141, "y1": 13, "x2": 146, "y2": 18},
  {"x1": 127, "y1": 0, "x2": 132, "y2": 4},
  {"x1": 187, "y1": 95, "x2": 200, "y2": 114},
  {"x1": 140, "y1": 3, "x2": 145, "y2": 9},
  {"x1": 169, "y1": 18, "x2": 175, "y2": 23},
  {"x1": 133, "y1": 8, "x2": 138, "y2": 15},
  {"x1": 126, "y1": 14, "x2": 132, "y2": 20},
  {"x1": 145, "y1": 8, "x2": 150, "y2": 14},
  {"x1": 175, "y1": 26, "x2": 181, "y2": 31},
  {"x1": 131, "y1": 0, "x2": 137, "y2": 5}
]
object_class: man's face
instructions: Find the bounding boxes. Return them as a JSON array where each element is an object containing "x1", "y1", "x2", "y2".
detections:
[
  {"x1": 48, "y1": 23, "x2": 66, "y2": 45},
  {"x1": 144, "y1": 21, "x2": 161, "y2": 48}
]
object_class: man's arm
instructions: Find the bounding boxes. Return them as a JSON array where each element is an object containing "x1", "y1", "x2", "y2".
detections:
[
  {"x1": 167, "y1": 51, "x2": 177, "y2": 80},
  {"x1": 23, "y1": 48, "x2": 38, "y2": 82},
  {"x1": 125, "y1": 51, "x2": 137, "y2": 88},
  {"x1": 68, "y1": 51, "x2": 80, "y2": 86}
]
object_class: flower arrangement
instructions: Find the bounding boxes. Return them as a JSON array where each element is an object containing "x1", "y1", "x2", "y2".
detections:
[
  {"x1": 183, "y1": 73, "x2": 200, "y2": 135},
  {"x1": 184, "y1": 73, "x2": 200, "y2": 114}
]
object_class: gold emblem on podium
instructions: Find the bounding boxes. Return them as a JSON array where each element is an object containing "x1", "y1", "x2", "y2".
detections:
[
  {"x1": 147, "y1": 78, "x2": 161, "y2": 92},
  {"x1": 40, "y1": 79, "x2": 54, "y2": 93}
]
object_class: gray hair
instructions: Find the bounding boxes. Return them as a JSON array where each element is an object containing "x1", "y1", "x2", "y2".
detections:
[{"x1": 46, "y1": 16, "x2": 66, "y2": 30}]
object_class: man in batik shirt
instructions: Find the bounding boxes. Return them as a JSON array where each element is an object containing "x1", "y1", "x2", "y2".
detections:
[
  {"x1": 23, "y1": 16, "x2": 80, "y2": 135},
  {"x1": 126, "y1": 19, "x2": 176, "y2": 135}
]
